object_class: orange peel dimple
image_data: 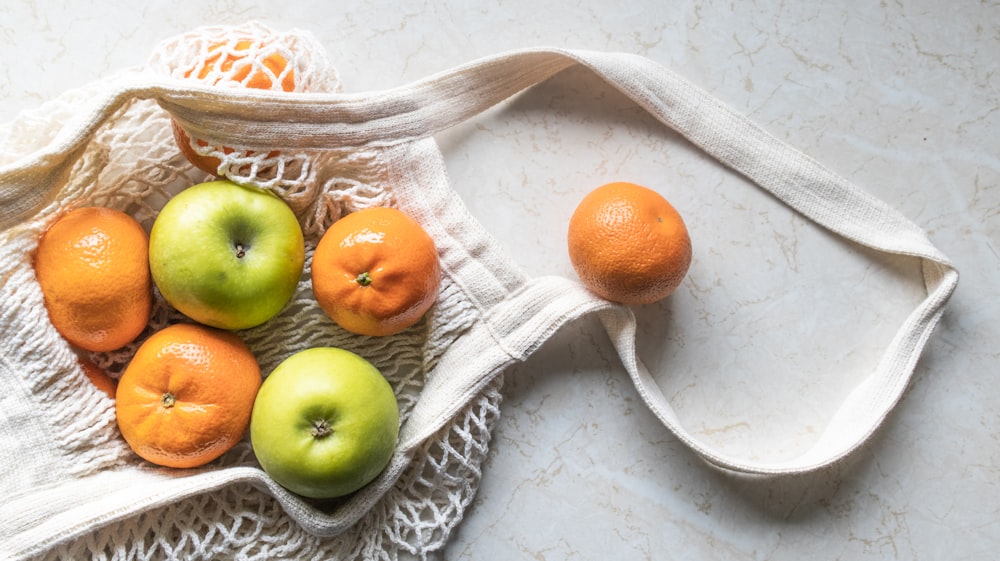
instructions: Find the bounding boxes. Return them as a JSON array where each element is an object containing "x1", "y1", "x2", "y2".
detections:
[
  {"x1": 114, "y1": 323, "x2": 261, "y2": 469},
  {"x1": 34, "y1": 207, "x2": 152, "y2": 352},
  {"x1": 568, "y1": 182, "x2": 692, "y2": 305},
  {"x1": 311, "y1": 207, "x2": 442, "y2": 337}
]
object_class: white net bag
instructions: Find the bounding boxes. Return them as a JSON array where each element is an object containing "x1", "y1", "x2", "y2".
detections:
[{"x1": 0, "y1": 22, "x2": 957, "y2": 561}]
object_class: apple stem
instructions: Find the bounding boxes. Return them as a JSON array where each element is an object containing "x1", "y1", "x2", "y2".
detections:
[
  {"x1": 356, "y1": 272, "x2": 372, "y2": 287},
  {"x1": 234, "y1": 242, "x2": 247, "y2": 259},
  {"x1": 310, "y1": 419, "x2": 333, "y2": 439}
]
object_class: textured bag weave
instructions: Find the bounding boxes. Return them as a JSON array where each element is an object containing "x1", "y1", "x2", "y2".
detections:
[{"x1": 0, "y1": 23, "x2": 957, "y2": 561}]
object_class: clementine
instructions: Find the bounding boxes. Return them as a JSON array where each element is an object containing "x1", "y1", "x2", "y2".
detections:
[
  {"x1": 115, "y1": 323, "x2": 261, "y2": 469},
  {"x1": 567, "y1": 181, "x2": 692, "y2": 305},
  {"x1": 311, "y1": 207, "x2": 441, "y2": 337},
  {"x1": 173, "y1": 39, "x2": 295, "y2": 175},
  {"x1": 191, "y1": 39, "x2": 295, "y2": 91},
  {"x1": 79, "y1": 358, "x2": 116, "y2": 399},
  {"x1": 34, "y1": 207, "x2": 152, "y2": 352}
]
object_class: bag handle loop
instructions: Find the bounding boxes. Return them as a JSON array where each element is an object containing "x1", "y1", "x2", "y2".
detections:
[{"x1": 368, "y1": 48, "x2": 959, "y2": 475}]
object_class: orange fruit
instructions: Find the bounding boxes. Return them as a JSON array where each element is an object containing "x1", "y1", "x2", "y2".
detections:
[
  {"x1": 311, "y1": 207, "x2": 441, "y2": 337},
  {"x1": 34, "y1": 207, "x2": 152, "y2": 352},
  {"x1": 191, "y1": 39, "x2": 295, "y2": 91},
  {"x1": 79, "y1": 358, "x2": 116, "y2": 399},
  {"x1": 115, "y1": 323, "x2": 261, "y2": 469},
  {"x1": 173, "y1": 39, "x2": 294, "y2": 175},
  {"x1": 567, "y1": 182, "x2": 692, "y2": 305}
]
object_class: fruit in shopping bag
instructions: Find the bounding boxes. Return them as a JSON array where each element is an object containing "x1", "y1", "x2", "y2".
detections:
[
  {"x1": 189, "y1": 39, "x2": 295, "y2": 91},
  {"x1": 115, "y1": 323, "x2": 261, "y2": 469},
  {"x1": 149, "y1": 180, "x2": 305, "y2": 330},
  {"x1": 568, "y1": 181, "x2": 691, "y2": 305},
  {"x1": 33, "y1": 207, "x2": 152, "y2": 352},
  {"x1": 250, "y1": 347, "x2": 399, "y2": 499},
  {"x1": 172, "y1": 38, "x2": 295, "y2": 175},
  {"x1": 311, "y1": 207, "x2": 441, "y2": 337}
]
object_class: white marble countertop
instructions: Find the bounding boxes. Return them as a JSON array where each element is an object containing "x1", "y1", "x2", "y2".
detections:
[{"x1": 2, "y1": 2, "x2": 997, "y2": 560}]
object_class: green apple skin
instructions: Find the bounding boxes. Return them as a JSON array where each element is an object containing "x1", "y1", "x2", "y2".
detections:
[
  {"x1": 250, "y1": 347, "x2": 400, "y2": 499},
  {"x1": 149, "y1": 180, "x2": 305, "y2": 330}
]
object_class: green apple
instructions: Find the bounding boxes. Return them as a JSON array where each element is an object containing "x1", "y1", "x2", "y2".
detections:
[
  {"x1": 149, "y1": 180, "x2": 305, "y2": 330},
  {"x1": 250, "y1": 347, "x2": 400, "y2": 499}
]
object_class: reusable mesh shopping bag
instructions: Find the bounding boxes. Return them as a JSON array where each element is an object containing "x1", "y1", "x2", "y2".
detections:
[{"x1": 0, "y1": 22, "x2": 957, "y2": 560}]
